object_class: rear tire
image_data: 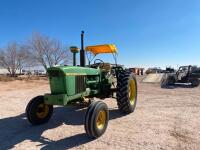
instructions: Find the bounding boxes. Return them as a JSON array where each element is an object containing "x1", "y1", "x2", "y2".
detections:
[
  {"x1": 116, "y1": 70, "x2": 137, "y2": 114},
  {"x1": 26, "y1": 96, "x2": 53, "y2": 125},
  {"x1": 84, "y1": 101, "x2": 109, "y2": 138}
]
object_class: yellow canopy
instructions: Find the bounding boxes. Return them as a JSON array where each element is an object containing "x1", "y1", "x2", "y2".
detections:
[{"x1": 85, "y1": 44, "x2": 117, "y2": 55}]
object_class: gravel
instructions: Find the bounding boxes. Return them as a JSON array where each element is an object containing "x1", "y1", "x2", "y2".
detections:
[{"x1": 0, "y1": 78, "x2": 200, "y2": 150}]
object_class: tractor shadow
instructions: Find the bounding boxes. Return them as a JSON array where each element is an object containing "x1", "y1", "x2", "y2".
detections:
[{"x1": 0, "y1": 105, "x2": 124, "y2": 150}]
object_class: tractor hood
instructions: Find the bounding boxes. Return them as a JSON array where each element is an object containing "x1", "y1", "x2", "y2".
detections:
[{"x1": 47, "y1": 66, "x2": 100, "y2": 76}]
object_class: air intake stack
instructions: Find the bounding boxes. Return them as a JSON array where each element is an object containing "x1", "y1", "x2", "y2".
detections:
[{"x1": 70, "y1": 46, "x2": 79, "y2": 66}]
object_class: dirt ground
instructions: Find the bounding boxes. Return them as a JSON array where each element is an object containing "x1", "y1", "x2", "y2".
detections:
[{"x1": 0, "y1": 77, "x2": 200, "y2": 150}]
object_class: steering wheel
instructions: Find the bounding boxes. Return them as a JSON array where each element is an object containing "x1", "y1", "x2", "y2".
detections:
[{"x1": 92, "y1": 59, "x2": 105, "y2": 68}]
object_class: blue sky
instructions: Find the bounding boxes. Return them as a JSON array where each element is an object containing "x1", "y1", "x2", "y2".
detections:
[{"x1": 0, "y1": 0, "x2": 200, "y2": 69}]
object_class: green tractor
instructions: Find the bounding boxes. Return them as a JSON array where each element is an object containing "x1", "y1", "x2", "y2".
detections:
[{"x1": 26, "y1": 31, "x2": 137, "y2": 138}]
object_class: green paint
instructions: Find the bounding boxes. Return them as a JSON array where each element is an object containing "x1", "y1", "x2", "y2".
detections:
[
  {"x1": 44, "y1": 89, "x2": 91, "y2": 105},
  {"x1": 66, "y1": 76, "x2": 75, "y2": 96},
  {"x1": 45, "y1": 66, "x2": 105, "y2": 105}
]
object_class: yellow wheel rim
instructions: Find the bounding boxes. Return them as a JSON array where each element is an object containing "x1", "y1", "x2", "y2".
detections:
[
  {"x1": 129, "y1": 79, "x2": 136, "y2": 105},
  {"x1": 96, "y1": 110, "x2": 106, "y2": 130},
  {"x1": 36, "y1": 104, "x2": 49, "y2": 119}
]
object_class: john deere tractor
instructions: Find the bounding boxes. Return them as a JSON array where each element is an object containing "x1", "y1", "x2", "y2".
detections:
[{"x1": 26, "y1": 31, "x2": 137, "y2": 138}]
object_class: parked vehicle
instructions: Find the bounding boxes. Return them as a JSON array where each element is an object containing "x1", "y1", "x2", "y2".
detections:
[{"x1": 161, "y1": 65, "x2": 200, "y2": 87}]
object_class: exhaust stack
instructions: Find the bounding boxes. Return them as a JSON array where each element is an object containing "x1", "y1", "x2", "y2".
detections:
[{"x1": 80, "y1": 31, "x2": 85, "y2": 67}]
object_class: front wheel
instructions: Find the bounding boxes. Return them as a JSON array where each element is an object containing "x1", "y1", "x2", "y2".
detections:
[
  {"x1": 84, "y1": 101, "x2": 109, "y2": 138},
  {"x1": 161, "y1": 74, "x2": 175, "y2": 88},
  {"x1": 26, "y1": 96, "x2": 53, "y2": 125},
  {"x1": 189, "y1": 78, "x2": 199, "y2": 87}
]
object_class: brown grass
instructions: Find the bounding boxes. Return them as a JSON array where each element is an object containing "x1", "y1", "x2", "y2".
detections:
[{"x1": 0, "y1": 75, "x2": 47, "y2": 82}]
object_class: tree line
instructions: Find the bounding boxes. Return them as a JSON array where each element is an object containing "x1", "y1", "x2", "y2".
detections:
[{"x1": 0, "y1": 33, "x2": 71, "y2": 76}]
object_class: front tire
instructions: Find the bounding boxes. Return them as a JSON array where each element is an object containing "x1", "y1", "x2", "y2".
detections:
[
  {"x1": 117, "y1": 70, "x2": 137, "y2": 114},
  {"x1": 161, "y1": 74, "x2": 175, "y2": 88},
  {"x1": 26, "y1": 96, "x2": 53, "y2": 125},
  {"x1": 189, "y1": 78, "x2": 199, "y2": 87},
  {"x1": 84, "y1": 101, "x2": 109, "y2": 138}
]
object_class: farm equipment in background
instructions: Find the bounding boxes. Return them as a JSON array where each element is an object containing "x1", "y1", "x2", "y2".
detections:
[
  {"x1": 161, "y1": 65, "x2": 200, "y2": 88},
  {"x1": 145, "y1": 67, "x2": 163, "y2": 74},
  {"x1": 164, "y1": 67, "x2": 175, "y2": 73},
  {"x1": 26, "y1": 31, "x2": 137, "y2": 138}
]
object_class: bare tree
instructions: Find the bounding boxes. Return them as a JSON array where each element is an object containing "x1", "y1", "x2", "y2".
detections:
[
  {"x1": 28, "y1": 33, "x2": 71, "y2": 70},
  {"x1": 0, "y1": 43, "x2": 29, "y2": 76},
  {"x1": 17, "y1": 45, "x2": 30, "y2": 74}
]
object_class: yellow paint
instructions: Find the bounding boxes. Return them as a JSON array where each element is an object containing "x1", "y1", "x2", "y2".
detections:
[
  {"x1": 96, "y1": 110, "x2": 106, "y2": 129},
  {"x1": 36, "y1": 104, "x2": 49, "y2": 119},
  {"x1": 65, "y1": 73, "x2": 87, "y2": 76},
  {"x1": 129, "y1": 79, "x2": 136, "y2": 105}
]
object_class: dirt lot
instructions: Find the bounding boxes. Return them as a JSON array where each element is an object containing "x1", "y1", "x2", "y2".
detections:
[{"x1": 0, "y1": 78, "x2": 200, "y2": 150}]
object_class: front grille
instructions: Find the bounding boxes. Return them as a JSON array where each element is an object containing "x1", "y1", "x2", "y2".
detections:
[{"x1": 75, "y1": 76, "x2": 86, "y2": 93}]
